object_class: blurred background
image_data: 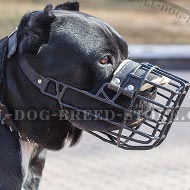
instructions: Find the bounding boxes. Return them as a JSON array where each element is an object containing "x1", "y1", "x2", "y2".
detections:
[
  {"x1": 0, "y1": 0, "x2": 190, "y2": 44},
  {"x1": 1, "y1": 0, "x2": 190, "y2": 190}
]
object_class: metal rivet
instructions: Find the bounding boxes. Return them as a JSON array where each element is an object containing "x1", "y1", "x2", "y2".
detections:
[
  {"x1": 113, "y1": 78, "x2": 121, "y2": 85},
  {"x1": 162, "y1": 135, "x2": 166, "y2": 139},
  {"x1": 18, "y1": 132, "x2": 22, "y2": 138},
  {"x1": 1, "y1": 119, "x2": 5, "y2": 125},
  {"x1": 9, "y1": 126, "x2": 14, "y2": 132},
  {"x1": 127, "y1": 85, "x2": 135, "y2": 91},
  {"x1": 26, "y1": 137, "x2": 31, "y2": 143},
  {"x1": 37, "y1": 79, "x2": 42, "y2": 84},
  {"x1": 34, "y1": 143, "x2": 39, "y2": 147}
]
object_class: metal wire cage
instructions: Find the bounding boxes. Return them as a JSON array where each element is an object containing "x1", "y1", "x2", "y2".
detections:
[
  {"x1": 88, "y1": 63, "x2": 190, "y2": 150},
  {"x1": 33, "y1": 60, "x2": 190, "y2": 150}
]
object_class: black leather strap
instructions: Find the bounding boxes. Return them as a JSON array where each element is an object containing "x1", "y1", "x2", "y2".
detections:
[
  {"x1": 108, "y1": 60, "x2": 142, "y2": 98},
  {"x1": 7, "y1": 29, "x2": 17, "y2": 58},
  {"x1": 108, "y1": 60, "x2": 139, "y2": 92},
  {"x1": 0, "y1": 37, "x2": 9, "y2": 103},
  {"x1": 108, "y1": 60, "x2": 160, "y2": 98},
  {"x1": 18, "y1": 55, "x2": 50, "y2": 92}
]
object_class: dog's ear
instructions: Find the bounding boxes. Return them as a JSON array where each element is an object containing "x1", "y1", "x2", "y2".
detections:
[
  {"x1": 55, "y1": 2, "x2": 79, "y2": 11},
  {"x1": 17, "y1": 4, "x2": 55, "y2": 55}
]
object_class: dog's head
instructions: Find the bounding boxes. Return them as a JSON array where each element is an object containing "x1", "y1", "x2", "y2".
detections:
[
  {"x1": 5, "y1": 2, "x2": 164, "y2": 148},
  {"x1": 15, "y1": 3, "x2": 158, "y2": 130}
]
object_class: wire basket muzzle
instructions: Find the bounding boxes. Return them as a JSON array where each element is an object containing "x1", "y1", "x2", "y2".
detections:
[
  {"x1": 87, "y1": 60, "x2": 190, "y2": 150},
  {"x1": 42, "y1": 59, "x2": 190, "y2": 150}
]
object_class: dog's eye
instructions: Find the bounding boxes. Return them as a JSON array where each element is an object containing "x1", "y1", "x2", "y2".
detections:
[{"x1": 99, "y1": 56, "x2": 110, "y2": 65}]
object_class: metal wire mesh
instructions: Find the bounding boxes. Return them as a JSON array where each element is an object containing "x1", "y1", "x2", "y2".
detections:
[{"x1": 41, "y1": 63, "x2": 190, "y2": 150}]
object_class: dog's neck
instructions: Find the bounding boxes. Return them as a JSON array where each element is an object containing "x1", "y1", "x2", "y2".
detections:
[{"x1": 4, "y1": 55, "x2": 82, "y2": 150}]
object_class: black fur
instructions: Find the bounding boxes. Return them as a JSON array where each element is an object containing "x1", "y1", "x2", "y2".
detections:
[
  {"x1": 0, "y1": 124, "x2": 22, "y2": 190},
  {"x1": 0, "y1": 1, "x2": 135, "y2": 189},
  {"x1": 5, "y1": 3, "x2": 129, "y2": 150},
  {"x1": 17, "y1": 4, "x2": 55, "y2": 55}
]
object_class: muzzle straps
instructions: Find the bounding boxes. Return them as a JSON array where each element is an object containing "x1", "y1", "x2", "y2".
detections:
[{"x1": 16, "y1": 55, "x2": 190, "y2": 150}]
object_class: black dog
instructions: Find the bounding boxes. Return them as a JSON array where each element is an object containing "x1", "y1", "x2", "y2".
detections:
[{"x1": 0, "y1": 2, "x2": 154, "y2": 189}]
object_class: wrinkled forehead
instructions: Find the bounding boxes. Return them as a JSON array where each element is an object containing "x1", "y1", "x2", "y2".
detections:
[{"x1": 47, "y1": 10, "x2": 120, "y2": 55}]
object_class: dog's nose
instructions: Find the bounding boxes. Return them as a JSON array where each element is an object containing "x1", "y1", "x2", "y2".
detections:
[{"x1": 140, "y1": 76, "x2": 170, "y2": 92}]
